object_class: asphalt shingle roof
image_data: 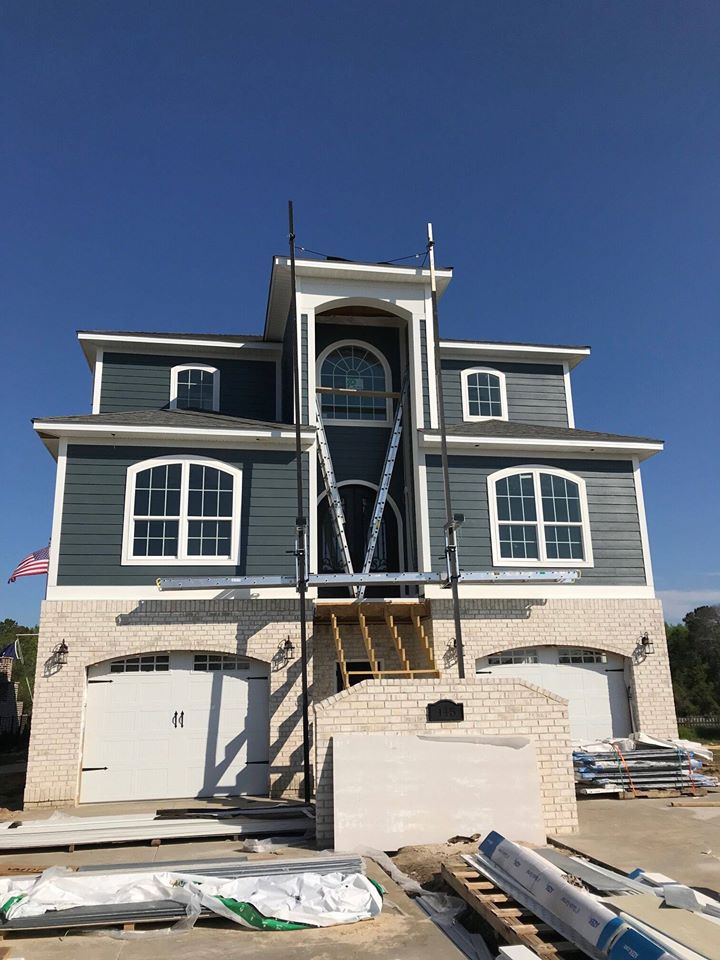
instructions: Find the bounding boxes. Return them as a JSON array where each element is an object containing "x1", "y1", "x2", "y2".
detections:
[
  {"x1": 421, "y1": 420, "x2": 662, "y2": 445},
  {"x1": 34, "y1": 409, "x2": 301, "y2": 432}
]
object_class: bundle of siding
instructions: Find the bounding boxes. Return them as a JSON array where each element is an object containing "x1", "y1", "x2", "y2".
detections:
[{"x1": 573, "y1": 733, "x2": 718, "y2": 794}]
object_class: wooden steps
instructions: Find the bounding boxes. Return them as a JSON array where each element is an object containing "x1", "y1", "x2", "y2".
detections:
[{"x1": 441, "y1": 862, "x2": 585, "y2": 960}]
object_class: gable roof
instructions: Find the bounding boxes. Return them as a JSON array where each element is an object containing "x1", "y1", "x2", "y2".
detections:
[
  {"x1": 424, "y1": 420, "x2": 661, "y2": 445},
  {"x1": 34, "y1": 408, "x2": 297, "y2": 432}
]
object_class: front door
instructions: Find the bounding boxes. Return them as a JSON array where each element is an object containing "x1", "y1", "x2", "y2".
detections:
[{"x1": 318, "y1": 484, "x2": 400, "y2": 595}]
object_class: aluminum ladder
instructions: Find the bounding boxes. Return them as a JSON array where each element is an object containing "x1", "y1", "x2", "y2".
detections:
[
  {"x1": 315, "y1": 395, "x2": 354, "y2": 576},
  {"x1": 357, "y1": 371, "x2": 409, "y2": 601}
]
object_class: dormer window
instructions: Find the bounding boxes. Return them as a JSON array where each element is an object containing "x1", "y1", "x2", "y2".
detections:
[
  {"x1": 318, "y1": 341, "x2": 392, "y2": 424},
  {"x1": 461, "y1": 367, "x2": 507, "y2": 421},
  {"x1": 170, "y1": 364, "x2": 220, "y2": 412}
]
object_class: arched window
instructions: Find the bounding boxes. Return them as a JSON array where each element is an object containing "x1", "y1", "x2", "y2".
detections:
[
  {"x1": 461, "y1": 367, "x2": 507, "y2": 421},
  {"x1": 170, "y1": 364, "x2": 220, "y2": 412},
  {"x1": 318, "y1": 341, "x2": 391, "y2": 423},
  {"x1": 122, "y1": 456, "x2": 242, "y2": 564},
  {"x1": 487, "y1": 466, "x2": 593, "y2": 567}
]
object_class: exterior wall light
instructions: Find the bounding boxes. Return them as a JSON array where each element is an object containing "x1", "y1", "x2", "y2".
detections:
[
  {"x1": 53, "y1": 640, "x2": 69, "y2": 667},
  {"x1": 640, "y1": 632, "x2": 655, "y2": 656},
  {"x1": 283, "y1": 637, "x2": 295, "y2": 660}
]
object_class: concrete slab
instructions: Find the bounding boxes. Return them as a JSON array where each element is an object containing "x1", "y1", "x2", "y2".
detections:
[
  {"x1": 552, "y1": 797, "x2": 720, "y2": 894},
  {"x1": 0, "y1": 844, "x2": 463, "y2": 960}
]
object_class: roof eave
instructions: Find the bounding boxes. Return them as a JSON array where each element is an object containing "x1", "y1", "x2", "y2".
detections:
[
  {"x1": 438, "y1": 341, "x2": 592, "y2": 369},
  {"x1": 419, "y1": 432, "x2": 663, "y2": 461}
]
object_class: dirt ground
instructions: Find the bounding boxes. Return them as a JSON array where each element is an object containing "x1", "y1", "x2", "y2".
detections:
[{"x1": 391, "y1": 837, "x2": 482, "y2": 889}]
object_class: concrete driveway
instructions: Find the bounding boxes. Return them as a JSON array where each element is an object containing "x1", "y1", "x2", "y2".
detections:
[
  {"x1": 553, "y1": 797, "x2": 720, "y2": 894},
  {"x1": 0, "y1": 839, "x2": 462, "y2": 960}
]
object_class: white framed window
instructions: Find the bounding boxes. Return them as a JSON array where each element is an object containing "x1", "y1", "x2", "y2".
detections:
[
  {"x1": 193, "y1": 654, "x2": 250, "y2": 671},
  {"x1": 558, "y1": 648, "x2": 607, "y2": 664},
  {"x1": 486, "y1": 648, "x2": 539, "y2": 665},
  {"x1": 122, "y1": 456, "x2": 242, "y2": 565},
  {"x1": 317, "y1": 340, "x2": 392, "y2": 425},
  {"x1": 110, "y1": 654, "x2": 169, "y2": 673},
  {"x1": 461, "y1": 367, "x2": 508, "y2": 421},
  {"x1": 487, "y1": 466, "x2": 594, "y2": 568},
  {"x1": 170, "y1": 364, "x2": 220, "y2": 412}
]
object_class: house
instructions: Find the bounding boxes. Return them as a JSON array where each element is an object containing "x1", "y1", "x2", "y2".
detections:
[{"x1": 25, "y1": 254, "x2": 678, "y2": 840}]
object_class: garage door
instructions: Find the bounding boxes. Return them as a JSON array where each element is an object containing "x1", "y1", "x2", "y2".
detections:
[
  {"x1": 80, "y1": 652, "x2": 269, "y2": 803},
  {"x1": 476, "y1": 646, "x2": 632, "y2": 744}
]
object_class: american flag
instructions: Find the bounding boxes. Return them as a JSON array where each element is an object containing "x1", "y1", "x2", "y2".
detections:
[{"x1": 8, "y1": 546, "x2": 50, "y2": 583}]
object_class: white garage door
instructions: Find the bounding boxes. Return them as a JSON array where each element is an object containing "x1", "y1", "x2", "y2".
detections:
[
  {"x1": 81, "y1": 652, "x2": 269, "y2": 803},
  {"x1": 477, "y1": 646, "x2": 632, "y2": 744}
]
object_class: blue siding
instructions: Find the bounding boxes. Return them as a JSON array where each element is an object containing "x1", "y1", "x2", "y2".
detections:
[
  {"x1": 426, "y1": 455, "x2": 647, "y2": 585},
  {"x1": 57, "y1": 444, "x2": 309, "y2": 585},
  {"x1": 441, "y1": 359, "x2": 569, "y2": 427},
  {"x1": 100, "y1": 353, "x2": 277, "y2": 421}
]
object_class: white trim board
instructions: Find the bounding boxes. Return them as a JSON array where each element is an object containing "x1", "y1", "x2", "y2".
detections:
[
  {"x1": 632, "y1": 456, "x2": 654, "y2": 590},
  {"x1": 47, "y1": 438, "x2": 68, "y2": 588},
  {"x1": 91, "y1": 350, "x2": 103, "y2": 414},
  {"x1": 563, "y1": 362, "x2": 575, "y2": 428},
  {"x1": 439, "y1": 340, "x2": 590, "y2": 368},
  {"x1": 419, "y1": 433, "x2": 663, "y2": 460}
]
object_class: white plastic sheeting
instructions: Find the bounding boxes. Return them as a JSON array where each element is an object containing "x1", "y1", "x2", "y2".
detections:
[{"x1": 0, "y1": 867, "x2": 382, "y2": 929}]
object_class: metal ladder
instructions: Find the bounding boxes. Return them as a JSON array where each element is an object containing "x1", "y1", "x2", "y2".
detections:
[
  {"x1": 315, "y1": 395, "x2": 354, "y2": 576},
  {"x1": 357, "y1": 371, "x2": 409, "y2": 601}
]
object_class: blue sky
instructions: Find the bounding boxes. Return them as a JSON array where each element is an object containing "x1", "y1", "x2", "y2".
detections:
[{"x1": 2, "y1": 1, "x2": 719, "y2": 625}]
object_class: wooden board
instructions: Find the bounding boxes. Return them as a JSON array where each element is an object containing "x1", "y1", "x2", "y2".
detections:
[{"x1": 441, "y1": 862, "x2": 584, "y2": 960}]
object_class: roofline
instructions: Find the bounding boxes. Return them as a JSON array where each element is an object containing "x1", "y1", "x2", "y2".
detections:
[
  {"x1": 33, "y1": 420, "x2": 316, "y2": 449},
  {"x1": 76, "y1": 332, "x2": 280, "y2": 370},
  {"x1": 264, "y1": 255, "x2": 453, "y2": 339},
  {"x1": 419, "y1": 432, "x2": 663, "y2": 461},
  {"x1": 439, "y1": 340, "x2": 591, "y2": 368}
]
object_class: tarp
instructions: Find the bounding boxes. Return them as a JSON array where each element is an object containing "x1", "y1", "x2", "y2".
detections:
[{"x1": 0, "y1": 867, "x2": 383, "y2": 930}]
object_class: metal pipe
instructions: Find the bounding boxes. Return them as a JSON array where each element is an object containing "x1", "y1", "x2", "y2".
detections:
[
  {"x1": 427, "y1": 223, "x2": 466, "y2": 679},
  {"x1": 288, "y1": 200, "x2": 313, "y2": 804}
]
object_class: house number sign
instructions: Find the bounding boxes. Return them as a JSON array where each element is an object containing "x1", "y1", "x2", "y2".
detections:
[{"x1": 426, "y1": 699, "x2": 464, "y2": 722}]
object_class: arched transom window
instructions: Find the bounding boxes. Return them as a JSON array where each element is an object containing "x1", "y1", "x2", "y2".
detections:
[
  {"x1": 487, "y1": 467, "x2": 593, "y2": 567},
  {"x1": 318, "y1": 342, "x2": 391, "y2": 423},
  {"x1": 461, "y1": 367, "x2": 507, "y2": 421},
  {"x1": 170, "y1": 364, "x2": 220, "y2": 412},
  {"x1": 122, "y1": 457, "x2": 241, "y2": 565}
]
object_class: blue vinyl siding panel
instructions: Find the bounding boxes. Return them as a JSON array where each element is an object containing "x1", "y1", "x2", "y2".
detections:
[
  {"x1": 57, "y1": 444, "x2": 308, "y2": 585},
  {"x1": 440, "y1": 359, "x2": 569, "y2": 427},
  {"x1": 426, "y1": 455, "x2": 647, "y2": 585},
  {"x1": 420, "y1": 318, "x2": 430, "y2": 426},
  {"x1": 100, "y1": 353, "x2": 277, "y2": 421}
]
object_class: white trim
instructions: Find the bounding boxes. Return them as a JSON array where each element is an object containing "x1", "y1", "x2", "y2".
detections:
[
  {"x1": 410, "y1": 314, "x2": 425, "y2": 430},
  {"x1": 307, "y1": 310, "x2": 318, "y2": 574},
  {"x1": 315, "y1": 338, "x2": 393, "y2": 426},
  {"x1": 121, "y1": 456, "x2": 243, "y2": 566},
  {"x1": 316, "y1": 479, "x2": 405, "y2": 573},
  {"x1": 439, "y1": 340, "x2": 590, "y2": 367},
  {"x1": 45, "y1": 585, "x2": 303, "y2": 601},
  {"x1": 424, "y1": 584, "x2": 656, "y2": 600},
  {"x1": 34, "y1": 422, "x2": 315, "y2": 445},
  {"x1": 169, "y1": 364, "x2": 220, "y2": 412},
  {"x1": 487, "y1": 465, "x2": 594, "y2": 569},
  {"x1": 425, "y1": 302, "x2": 439, "y2": 430},
  {"x1": 460, "y1": 367, "x2": 508, "y2": 422},
  {"x1": 563, "y1": 362, "x2": 575, "y2": 428},
  {"x1": 277, "y1": 256, "x2": 453, "y2": 291},
  {"x1": 632, "y1": 456, "x2": 654, "y2": 590},
  {"x1": 275, "y1": 355, "x2": 282, "y2": 421},
  {"x1": 91, "y1": 350, "x2": 103, "y2": 414},
  {"x1": 78, "y1": 332, "x2": 280, "y2": 352},
  {"x1": 419, "y1": 433, "x2": 663, "y2": 458},
  {"x1": 47, "y1": 438, "x2": 68, "y2": 588},
  {"x1": 416, "y1": 458, "x2": 432, "y2": 571}
]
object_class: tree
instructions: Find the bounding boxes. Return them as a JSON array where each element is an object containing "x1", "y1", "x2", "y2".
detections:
[
  {"x1": 0, "y1": 618, "x2": 38, "y2": 714},
  {"x1": 666, "y1": 605, "x2": 720, "y2": 716}
]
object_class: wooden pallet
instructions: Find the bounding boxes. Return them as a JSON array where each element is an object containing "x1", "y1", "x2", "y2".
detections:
[{"x1": 440, "y1": 862, "x2": 585, "y2": 959}]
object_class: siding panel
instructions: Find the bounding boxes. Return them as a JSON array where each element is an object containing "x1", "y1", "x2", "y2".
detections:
[
  {"x1": 440, "y1": 359, "x2": 569, "y2": 427},
  {"x1": 57, "y1": 444, "x2": 309, "y2": 585},
  {"x1": 426, "y1": 455, "x2": 646, "y2": 585},
  {"x1": 100, "y1": 353, "x2": 277, "y2": 421}
]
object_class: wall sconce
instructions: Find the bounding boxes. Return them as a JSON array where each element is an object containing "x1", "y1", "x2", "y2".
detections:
[
  {"x1": 283, "y1": 637, "x2": 295, "y2": 660},
  {"x1": 443, "y1": 636, "x2": 458, "y2": 668},
  {"x1": 640, "y1": 632, "x2": 655, "y2": 656},
  {"x1": 52, "y1": 640, "x2": 69, "y2": 667}
]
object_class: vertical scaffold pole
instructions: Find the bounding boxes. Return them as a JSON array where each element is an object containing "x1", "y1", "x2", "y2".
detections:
[
  {"x1": 288, "y1": 201, "x2": 312, "y2": 802},
  {"x1": 427, "y1": 223, "x2": 466, "y2": 679}
]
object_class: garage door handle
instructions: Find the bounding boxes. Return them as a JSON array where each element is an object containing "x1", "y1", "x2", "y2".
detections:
[
  {"x1": 179, "y1": 710, "x2": 184, "y2": 728},
  {"x1": 172, "y1": 710, "x2": 178, "y2": 728}
]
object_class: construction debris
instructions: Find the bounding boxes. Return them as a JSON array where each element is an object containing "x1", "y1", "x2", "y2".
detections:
[
  {"x1": 0, "y1": 853, "x2": 375, "y2": 935},
  {"x1": 0, "y1": 807, "x2": 314, "y2": 851},
  {"x1": 573, "y1": 733, "x2": 718, "y2": 795}
]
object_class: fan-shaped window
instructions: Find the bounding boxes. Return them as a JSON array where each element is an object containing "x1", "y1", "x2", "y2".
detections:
[
  {"x1": 170, "y1": 365, "x2": 220, "y2": 412},
  {"x1": 487, "y1": 466, "x2": 593, "y2": 567},
  {"x1": 461, "y1": 367, "x2": 507, "y2": 421},
  {"x1": 122, "y1": 456, "x2": 242, "y2": 565},
  {"x1": 318, "y1": 342, "x2": 391, "y2": 423}
]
